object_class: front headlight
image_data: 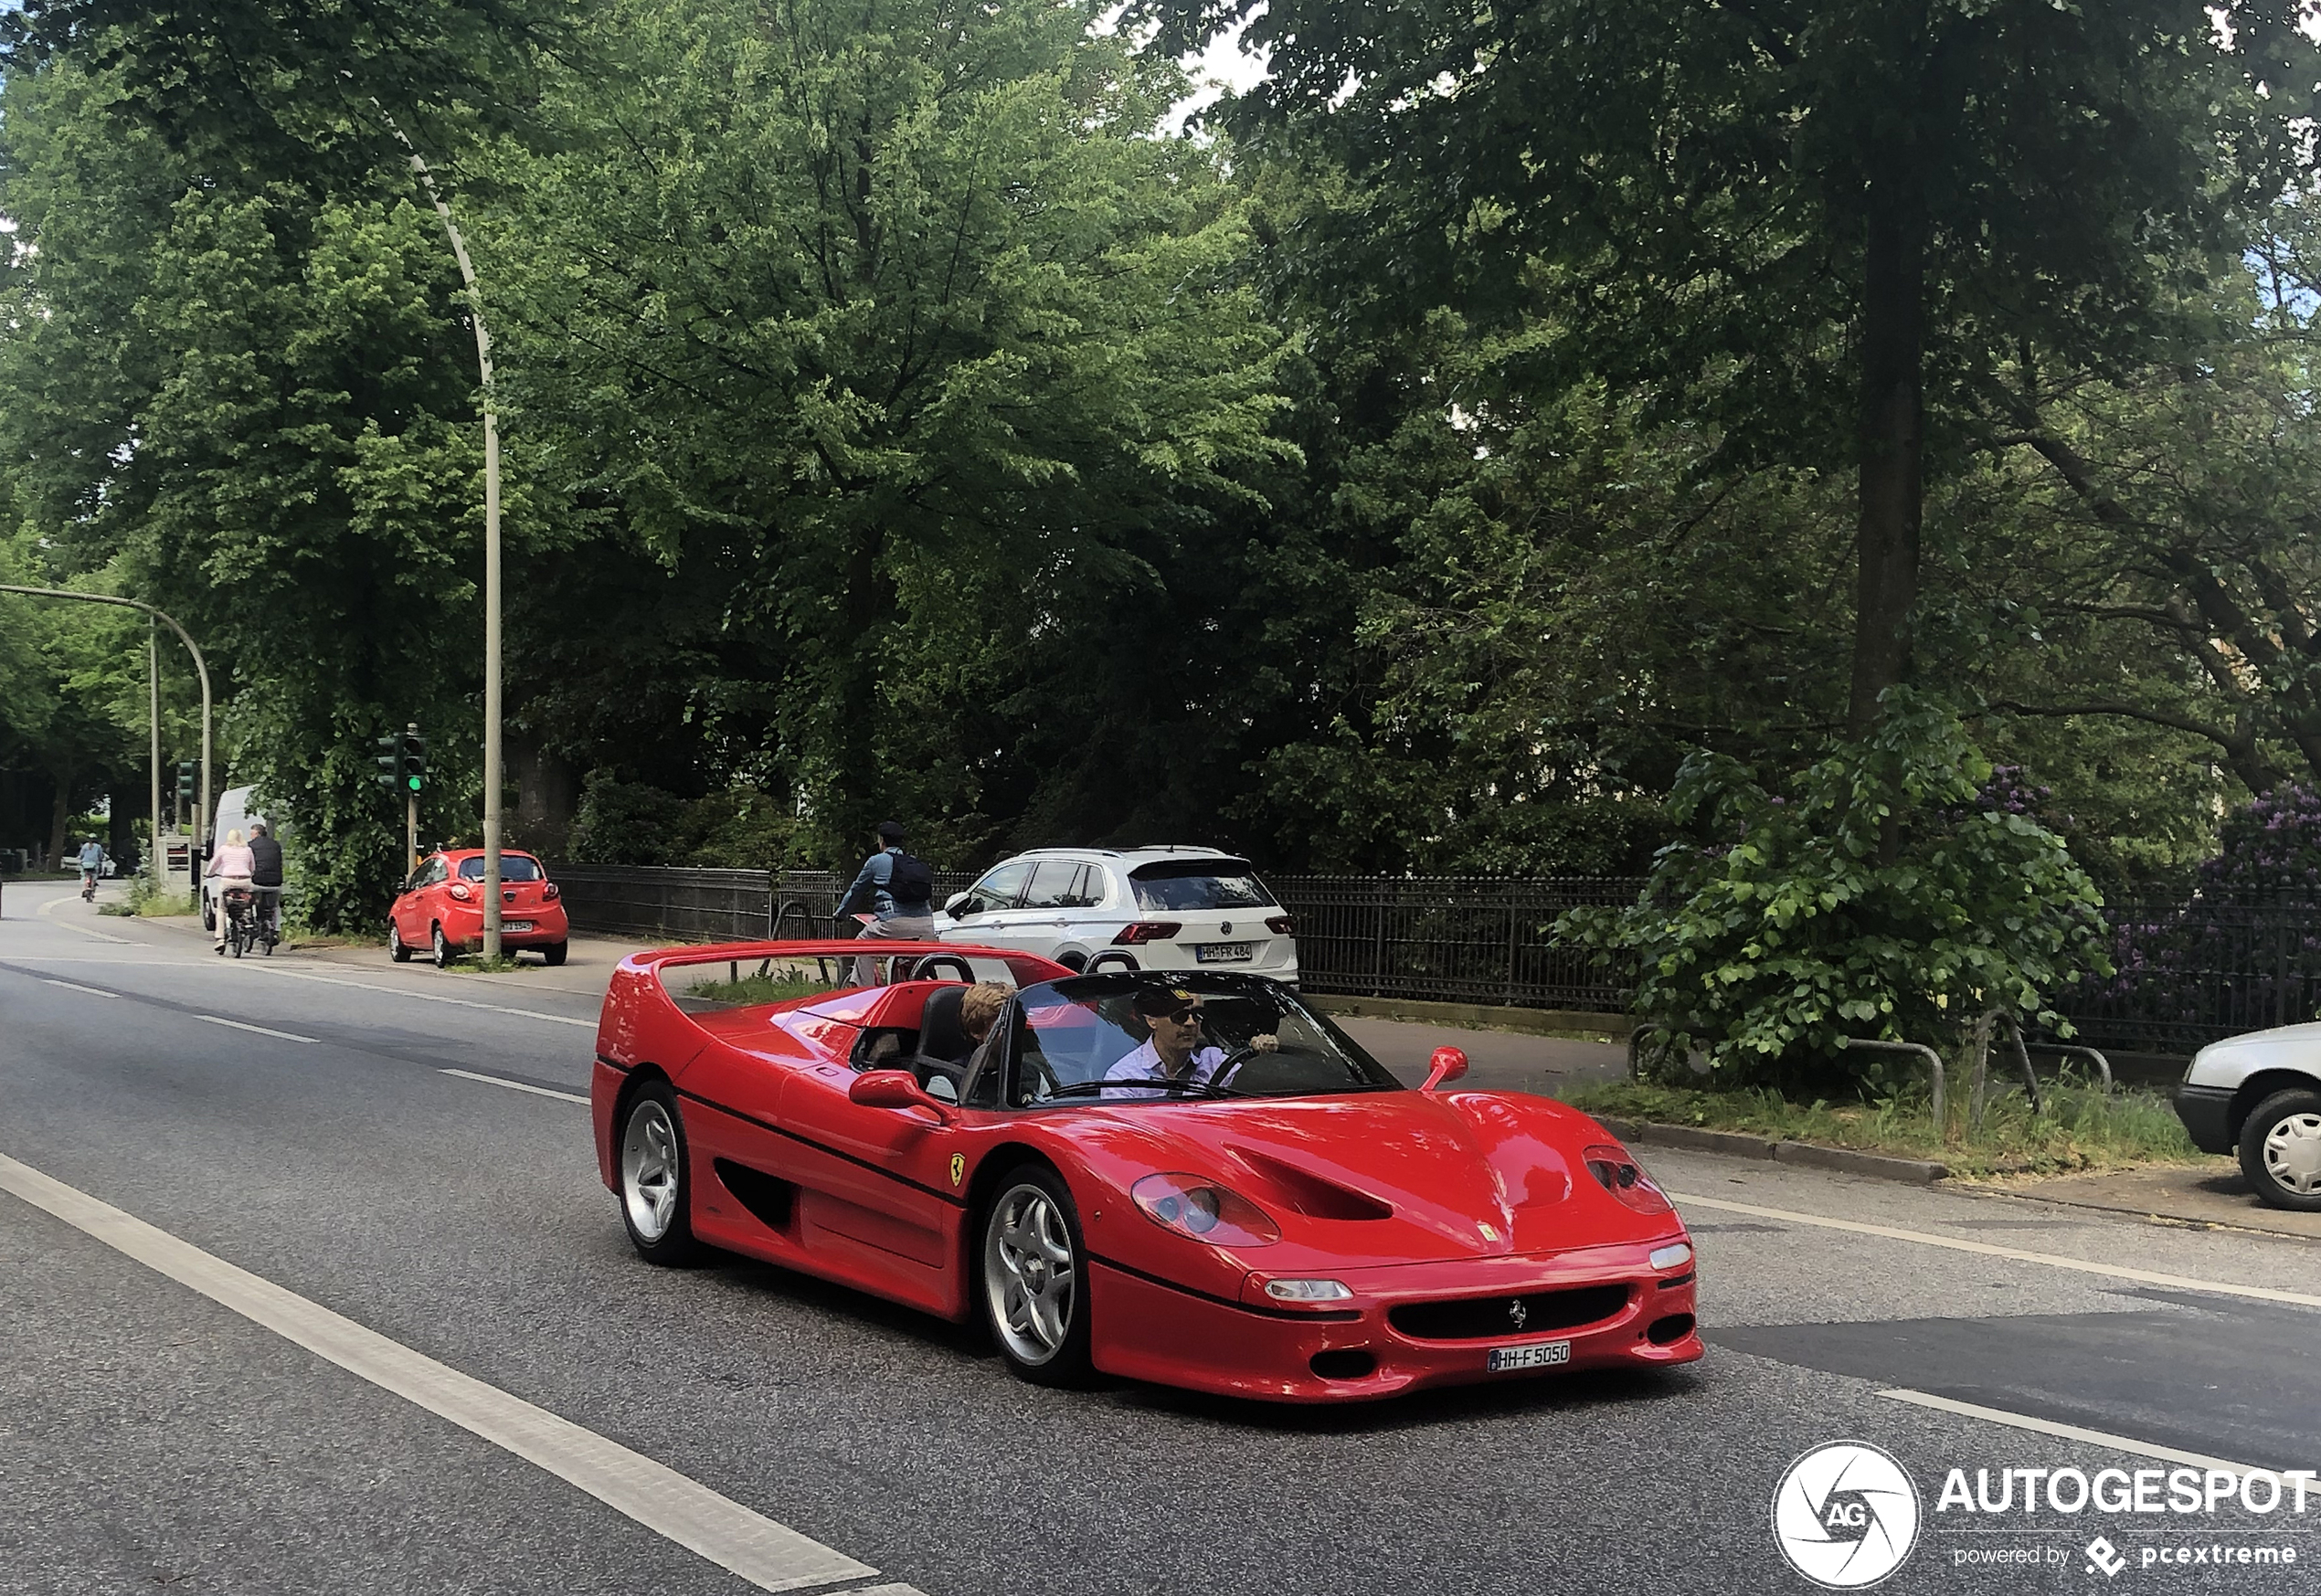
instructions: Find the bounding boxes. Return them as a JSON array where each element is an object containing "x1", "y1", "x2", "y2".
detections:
[
  {"x1": 1131, "y1": 1173, "x2": 1280, "y2": 1247},
  {"x1": 1262, "y1": 1277, "x2": 1352, "y2": 1301},
  {"x1": 1648, "y1": 1242, "x2": 1693, "y2": 1273}
]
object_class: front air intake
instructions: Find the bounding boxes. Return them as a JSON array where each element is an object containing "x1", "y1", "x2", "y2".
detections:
[{"x1": 1388, "y1": 1284, "x2": 1631, "y2": 1341}]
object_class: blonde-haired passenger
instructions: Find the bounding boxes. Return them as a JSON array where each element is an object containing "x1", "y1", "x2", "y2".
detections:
[{"x1": 205, "y1": 827, "x2": 256, "y2": 953}]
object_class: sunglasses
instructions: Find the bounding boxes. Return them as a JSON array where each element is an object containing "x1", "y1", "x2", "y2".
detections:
[{"x1": 1159, "y1": 1006, "x2": 1203, "y2": 1024}]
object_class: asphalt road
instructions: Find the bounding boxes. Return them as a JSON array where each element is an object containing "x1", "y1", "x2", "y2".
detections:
[{"x1": 3, "y1": 888, "x2": 2316, "y2": 1595}]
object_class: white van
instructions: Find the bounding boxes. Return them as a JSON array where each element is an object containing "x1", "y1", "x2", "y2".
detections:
[{"x1": 200, "y1": 786, "x2": 269, "y2": 930}]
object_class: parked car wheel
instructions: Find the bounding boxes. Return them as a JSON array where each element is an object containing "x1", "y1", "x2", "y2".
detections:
[
  {"x1": 2239, "y1": 1088, "x2": 2321, "y2": 1212},
  {"x1": 388, "y1": 922, "x2": 412, "y2": 963},
  {"x1": 541, "y1": 940, "x2": 568, "y2": 967},
  {"x1": 979, "y1": 1165, "x2": 1094, "y2": 1387},
  {"x1": 431, "y1": 922, "x2": 454, "y2": 969}
]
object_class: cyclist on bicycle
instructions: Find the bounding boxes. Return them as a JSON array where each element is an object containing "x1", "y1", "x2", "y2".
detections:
[
  {"x1": 77, "y1": 837, "x2": 104, "y2": 899},
  {"x1": 248, "y1": 819, "x2": 285, "y2": 940},
  {"x1": 206, "y1": 828, "x2": 255, "y2": 953}
]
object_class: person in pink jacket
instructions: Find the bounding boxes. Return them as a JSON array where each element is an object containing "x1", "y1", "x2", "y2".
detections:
[{"x1": 205, "y1": 828, "x2": 256, "y2": 952}]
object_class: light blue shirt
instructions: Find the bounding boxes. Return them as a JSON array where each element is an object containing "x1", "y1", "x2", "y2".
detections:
[
  {"x1": 77, "y1": 841, "x2": 104, "y2": 870},
  {"x1": 1103, "y1": 1039, "x2": 1231, "y2": 1098}
]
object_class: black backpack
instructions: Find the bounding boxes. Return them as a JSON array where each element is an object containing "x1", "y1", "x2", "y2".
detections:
[{"x1": 886, "y1": 851, "x2": 934, "y2": 911}]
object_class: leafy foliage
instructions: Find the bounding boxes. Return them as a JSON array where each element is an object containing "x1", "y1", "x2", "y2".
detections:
[{"x1": 1559, "y1": 694, "x2": 2112, "y2": 1089}]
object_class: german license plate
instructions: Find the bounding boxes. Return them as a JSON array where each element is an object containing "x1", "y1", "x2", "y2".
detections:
[
  {"x1": 503, "y1": 921, "x2": 534, "y2": 933},
  {"x1": 1193, "y1": 942, "x2": 1255, "y2": 963},
  {"x1": 1488, "y1": 1339, "x2": 1571, "y2": 1373}
]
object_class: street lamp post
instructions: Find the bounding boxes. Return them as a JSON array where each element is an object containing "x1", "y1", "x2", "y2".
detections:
[
  {"x1": 0, "y1": 586, "x2": 212, "y2": 857},
  {"x1": 378, "y1": 112, "x2": 503, "y2": 959}
]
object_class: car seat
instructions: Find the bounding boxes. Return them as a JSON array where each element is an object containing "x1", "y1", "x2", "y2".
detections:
[{"x1": 911, "y1": 986, "x2": 977, "y2": 1101}]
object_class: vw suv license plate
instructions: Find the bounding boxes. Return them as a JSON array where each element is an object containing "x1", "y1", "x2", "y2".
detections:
[
  {"x1": 1488, "y1": 1340, "x2": 1571, "y2": 1373},
  {"x1": 1193, "y1": 942, "x2": 1255, "y2": 963}
]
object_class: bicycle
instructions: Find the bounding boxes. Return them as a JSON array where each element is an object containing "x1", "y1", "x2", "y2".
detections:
[{"x1": 219, "y1": 884, "x2": 278, "y2": 958}]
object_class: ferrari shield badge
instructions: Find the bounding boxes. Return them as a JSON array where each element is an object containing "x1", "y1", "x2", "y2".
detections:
[{"x1": 949, "y1": 1153, "x2": 966, "y2": 1188}]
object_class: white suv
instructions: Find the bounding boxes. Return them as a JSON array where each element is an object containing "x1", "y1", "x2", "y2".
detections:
[{"x1": 936, "y1": 847, "x2": 1298, "y2": 983}]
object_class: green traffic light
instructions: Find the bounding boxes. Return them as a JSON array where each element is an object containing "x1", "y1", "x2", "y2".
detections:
[{"x1": 407, "y1": 777, "x2": 422, "y2": 792}]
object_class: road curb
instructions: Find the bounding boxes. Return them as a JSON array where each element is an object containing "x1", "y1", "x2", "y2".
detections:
[{"x1": 1594, "y1": 1116, "x2": 1950, "y2": 1185}]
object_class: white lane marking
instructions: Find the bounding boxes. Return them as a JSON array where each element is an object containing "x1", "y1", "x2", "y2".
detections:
[
  {"x1": 40, "y1": 978, "x2": 118, "y2": 999},
  {"x1": 196, "y1": 1015, "x2": 319, "y2": 1044},
  {"x1": 440, "y1": 1069, "x2": 589, "y2": 1105},
  {"x1": 0, "y1": 954, "x2": 598, "y2": 1028},
  {"x1": 1879, "y1": 1390, "x2": 2297, "y2": 1476},
  {"x1": 34, "y1": 895, "x2": 132, "y2": 944},
  {"x1": 1672, "y1": 1191, "x2": 2321, "y2": 1310},
  {"x1": 0, "y1": 1149, "x2": 893, "y2": 1595}
]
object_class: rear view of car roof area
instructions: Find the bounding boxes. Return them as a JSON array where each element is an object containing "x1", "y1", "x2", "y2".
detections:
[{"x1": 1127, "y1": 856, "x2": 1254, "y2": 878}]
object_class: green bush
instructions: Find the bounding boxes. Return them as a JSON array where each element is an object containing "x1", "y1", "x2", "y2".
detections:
[
  {"x1": 567, "y1": 773, "x2": 800, "y2": 871},
  {"x1": 1557, "y1": 692, "x2": 2112, "y2": 1094}
]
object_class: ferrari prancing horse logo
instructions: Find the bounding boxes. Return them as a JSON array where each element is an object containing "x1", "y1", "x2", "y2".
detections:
[
  {"x1": 949, "y1": 1153, "x2": 966, "y2": 1188},
  {"x1": 1508, "y1": 1299, "x2": 1529, "y2": 1331}
]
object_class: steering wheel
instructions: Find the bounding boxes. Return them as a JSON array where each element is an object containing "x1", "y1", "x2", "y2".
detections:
[{"x1": 1210, "y1": 1044, "x2": 1266, "y2": 1091}]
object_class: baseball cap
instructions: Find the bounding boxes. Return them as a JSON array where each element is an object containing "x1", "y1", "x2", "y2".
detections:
[{"x1": 1132, "y1": 986, "x2": 1201, "y2": 1019}]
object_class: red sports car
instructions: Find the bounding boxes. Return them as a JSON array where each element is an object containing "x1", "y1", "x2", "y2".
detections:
[
  {"x1": 388, "y1": 848, "x2": 571, "y2": 967},
  {"x1": 589, "y1": 940, "x2": 1702, "y2": 1402}
]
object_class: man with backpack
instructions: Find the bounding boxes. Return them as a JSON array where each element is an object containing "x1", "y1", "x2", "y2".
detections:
[{"x1": 838, "y1": 820, "x2": 937, "y2": 984}]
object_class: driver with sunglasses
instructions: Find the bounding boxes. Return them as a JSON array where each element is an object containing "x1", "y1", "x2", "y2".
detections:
[{"x1": 1104, "y1": 986, "x2": 1277, "y2": 1098}]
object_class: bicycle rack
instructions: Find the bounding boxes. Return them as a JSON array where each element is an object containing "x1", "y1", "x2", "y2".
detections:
[{"x1": 1837, "y1": 1036, "x2": 1947, "y2": 1131}]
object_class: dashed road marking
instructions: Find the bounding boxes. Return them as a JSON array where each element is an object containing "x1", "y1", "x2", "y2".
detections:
[
  {"x1": 40, "y1": 978, "x2": 118, "y2": 998},
  {"x1": 1672, "y1": 1191, "x2": 2321, "y2": 1310},
  {"x1": 0, "y1": 1149, "x2": 913, "y2": 1595},
  {"x1": 196, "y1": 1015, "x2": 319, "y2": 1044},
  {"x1": 1879, "y1": 1389, "x2": 2297, "y2": 1476},
  {"x1": 440, "y1": 1068, "x2": 589, "y2": 1105}
]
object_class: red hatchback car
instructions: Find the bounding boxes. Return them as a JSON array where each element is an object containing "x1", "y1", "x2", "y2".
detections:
[{"x1": 387, "y1": 849, "x2": 570, "y2": 967}]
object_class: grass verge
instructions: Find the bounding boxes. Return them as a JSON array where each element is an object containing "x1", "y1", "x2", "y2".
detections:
[
  {"x1": 1560, "y1": 1078, "x2": 2217, "y2": 1178},
  {"x1": 688, "y1": 971, "x2": 831, "y2": 1005}
]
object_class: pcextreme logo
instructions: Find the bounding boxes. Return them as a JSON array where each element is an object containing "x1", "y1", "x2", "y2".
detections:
[{"x1": 1773, "y1": 1441, "x2": 1924, "y2": 1589}]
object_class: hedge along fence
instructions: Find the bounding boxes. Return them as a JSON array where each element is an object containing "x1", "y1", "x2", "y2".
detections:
[{"x1": 545, "y1": 865, "x2": 2321, "y2": 1051}]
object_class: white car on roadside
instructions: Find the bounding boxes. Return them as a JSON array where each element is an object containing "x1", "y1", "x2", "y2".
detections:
[
  {"x1": 935, "y1": 846, "x2": 1299, "y2": 983},
  {"x1": 2176, "y1": 1024, "x2": 2321, "y2": 1211}
]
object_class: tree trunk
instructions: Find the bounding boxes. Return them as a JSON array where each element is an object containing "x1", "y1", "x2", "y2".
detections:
[
  {"x1": 1847, "y1": 192, "x2": 1928, "y2": 738},
  {"x1": 46, "y1": 767, "x2": 72, "y2": 871}
]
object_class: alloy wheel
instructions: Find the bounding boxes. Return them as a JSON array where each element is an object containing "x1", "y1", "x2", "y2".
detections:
[
  {"x1": 984, "y1": 1181, "x2": 1078, "y2": 1366},
  {"x1": 620, "y1": 1099, "x2": 682, "y2": 1243}
]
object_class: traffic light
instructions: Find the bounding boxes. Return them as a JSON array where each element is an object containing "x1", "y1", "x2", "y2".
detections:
[
  {"x1": 400, "y1": 731, "x2": 427, "y2": 794},
  {"x1": 375, "y1": 735, "x2": 401, "y2": 795},
  {"x1": 175, "y1": 760, "x2": 196, "y2": 812}
]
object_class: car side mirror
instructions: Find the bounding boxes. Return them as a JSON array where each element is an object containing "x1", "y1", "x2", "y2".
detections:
[
  {"x1": 944, "y1": 891, "x2": 970, "y2": 919},
  {"x1": 1423, "y1": 1046, "x2": 1469, "y2": 1092},
  {"x1": 849, "y1": 1068, "x2": 954, "y2": 1125}
]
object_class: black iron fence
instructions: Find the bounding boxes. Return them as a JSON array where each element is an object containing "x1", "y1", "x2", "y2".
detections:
[
  {"x1": 1266, "y1": 874, "x2": 1641, "y2": 1009},
  {"x1": 2061, "y1": 894, "x2": 2321, "y2": 1054},
  {"x1": 542, "y1": 864, "x2": 2321, "y2": 1051}
]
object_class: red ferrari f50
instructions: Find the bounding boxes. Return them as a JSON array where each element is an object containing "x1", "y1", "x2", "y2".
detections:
[{"x1": 590, "y1": 940, "x2": 1702, "y2": 1402}]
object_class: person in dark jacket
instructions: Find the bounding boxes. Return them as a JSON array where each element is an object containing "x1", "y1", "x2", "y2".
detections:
[
  {"x1": 248, "y1": 819, "x2": 286, "y2": 937},
  {"x1": 839, "y1": 820, "x2": 936, "y2": 984}
]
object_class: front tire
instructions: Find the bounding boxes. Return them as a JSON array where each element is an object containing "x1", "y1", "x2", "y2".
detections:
[
  {"x1": 388, "y1": 922, "x2": 412, "y2": 963},
  {"x1": 2239, "y1": 1088, "x2": 2321, "y2": 1212},
  {"x1": 431, "y1": 923, "x2": 454, "y2": 969},
  {"x1": 980, "y1": 1166, "x2": 1094, "y2": 1386},
  {"x1": 618, "y1": 1082, "x2": 704, "y2": 1264}
]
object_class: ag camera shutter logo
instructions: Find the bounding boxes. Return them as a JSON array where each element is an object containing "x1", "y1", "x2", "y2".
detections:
[{"x1": 1771, "y1": 1441, "x2": 1922, "y2": 1588}]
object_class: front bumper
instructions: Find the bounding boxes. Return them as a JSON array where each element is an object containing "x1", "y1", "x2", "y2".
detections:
[
  {"x1": 1087, "y1": 1240, "x2": 1700, "y2": 1403},
  {"x1": 2173, "y1": 1083, "x2": 2238, "y2": 1155}
]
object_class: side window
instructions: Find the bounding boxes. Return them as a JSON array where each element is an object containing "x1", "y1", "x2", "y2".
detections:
[
  {"x1": 960, "y1": 861, "x2": 1031, "y2": 916},
  {"x1": 420, "y1": 857, "x2": 449, "y2": 889},
  {"x1": 1065, "y1": 865, "x2": 1105, "y2": 908},
  {"x1": 1023, "y1": 861, "x2": 1086, "y2": 910}
]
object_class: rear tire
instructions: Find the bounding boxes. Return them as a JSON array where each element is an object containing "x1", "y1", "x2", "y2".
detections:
[
  {"x1": 431, "y1": 922, "x2": 454, "y2": 969},
  {"x1": 2239, "y1": 1088, "x2": 2321, "y2": 1212},
  {"x1": 618, "y1": 1081, "x2": 705, "y2": 1264},
  {"x1": 541, "y1": 941, "x2": 568, "y2": 967},
  {"x1": 979, "y1": 1165, "x2": 1094, "y2": 1387}
]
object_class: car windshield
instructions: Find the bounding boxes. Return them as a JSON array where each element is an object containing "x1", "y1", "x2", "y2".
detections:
[
  {"x1": 458, "y1": 855, "x2": 545, "y2": 882},
  {"x1": 991, "y1": 973, "x2": 1400, "y2": 1108},
  {"x1": 1129, "y1": 859, "x2": 1276, "y2": 912}
]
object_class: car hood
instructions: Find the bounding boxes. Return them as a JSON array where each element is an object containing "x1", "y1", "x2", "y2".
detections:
[{"x1": 1054, "y1": 1087, "x2": 1675, "y2": 1267}]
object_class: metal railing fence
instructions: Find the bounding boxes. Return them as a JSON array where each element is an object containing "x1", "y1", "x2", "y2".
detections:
[{"x1": 541, "y1": 864, "x2": 2321, "y2": 1051}]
